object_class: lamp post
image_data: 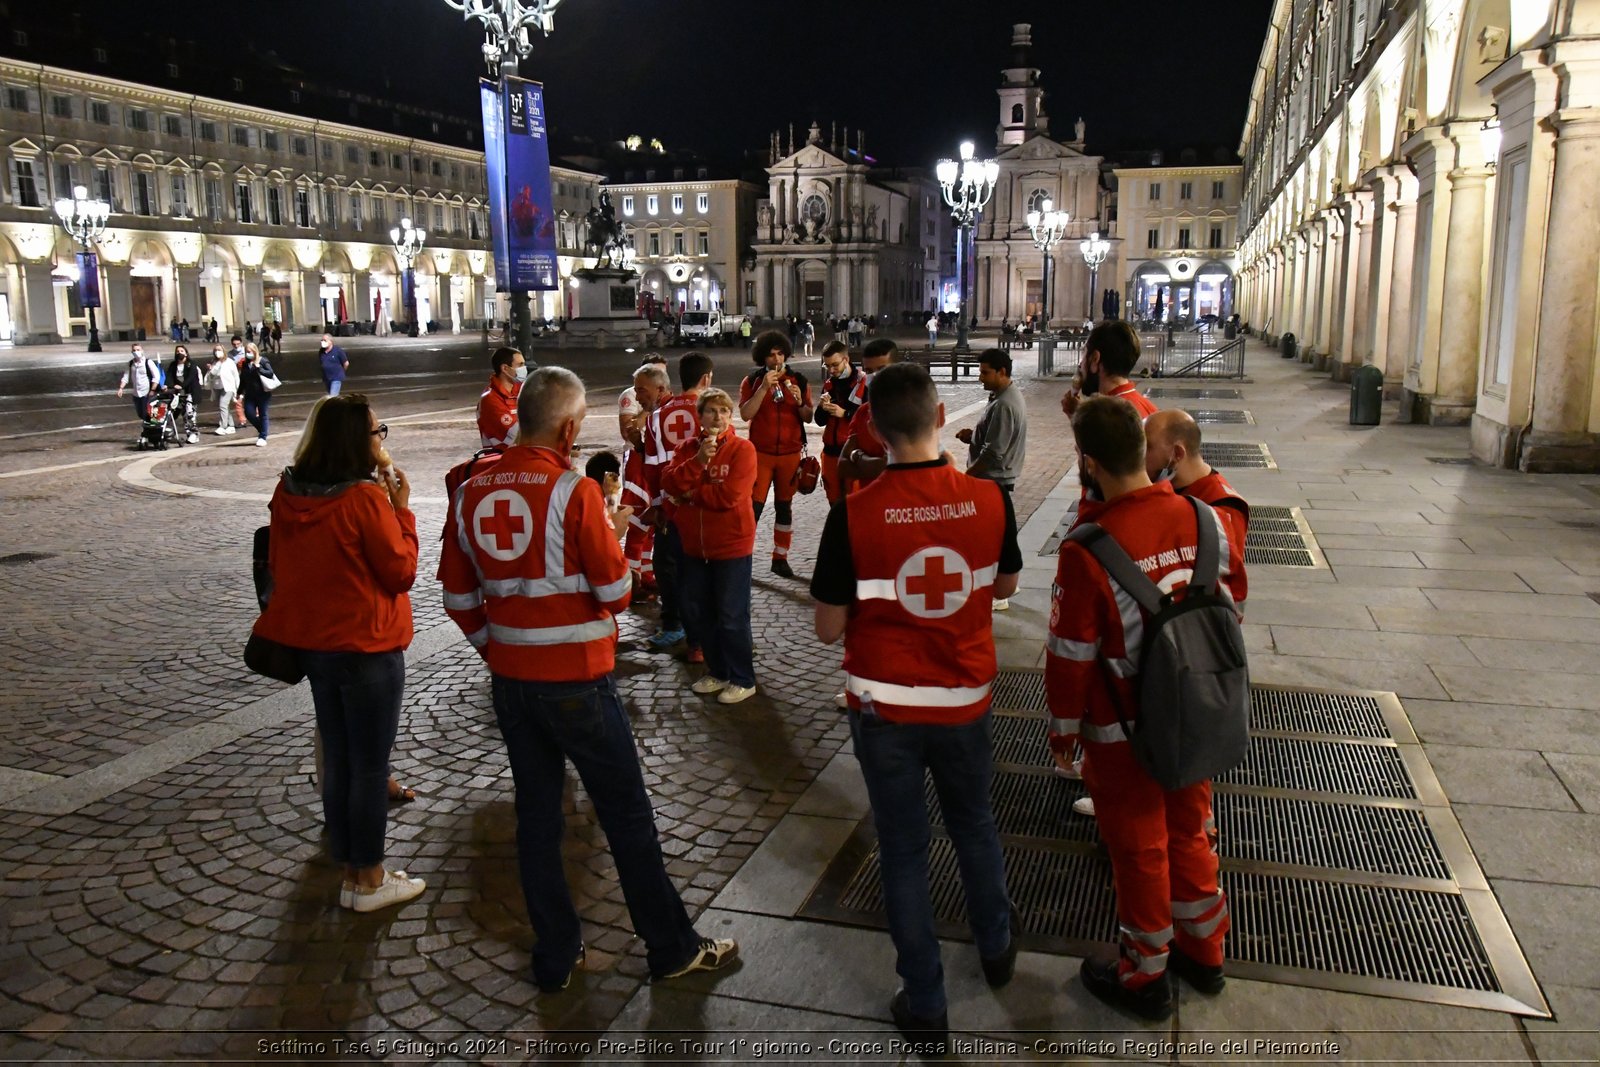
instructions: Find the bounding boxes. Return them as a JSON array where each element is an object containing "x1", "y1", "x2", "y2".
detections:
[
  {"x1": 1024, "y1": 198, "x2": 1069, "y2": 332},
  {"x1": 390, "y1": 216, "x2": 427, "y2": 338},
  {"x1": 936, "y1": 140, "x2": 999, "y2": 354},
  {"x1": 1080, "y1": 230, "x2": 1110, "y2": 322},
  {"x1": 441, "y1": 0, "x2": 569, "y2": 356},
  {"x1": 53, "y1": 184, "x2": 110, "y2": 352}
]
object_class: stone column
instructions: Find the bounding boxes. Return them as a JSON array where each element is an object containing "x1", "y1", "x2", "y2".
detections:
[
  {"x1": 177, "y1": 267, "x2": 201, "y2": 326},
  {"x1": 1357, "y1": 171, "x2": 1398, "y2": 367},
  {"x1": 1336, "y1": 190, "x2": 1373, "y2": 379},
  {"x1": 104, "y1": 262, "x2": 134, "y2": 335},
  {"x1": 754, "y1": 261, "x2": 769, "y2": 317},
  {"x1": 1382, "y1": 170, "x2": 1419, "y2": 389},
  {"x1": 1522, "y1": 108, "x2": 1600, "y2": 470},
  {"x1": 16, "y1": 262, "x2": 60, "y2": 344},
  {"x1": 1313, "y1": 211, "x2": 1340, "y2": 366},
  {"x1": 1427, "y1": 166, "x2": 1490, "y2": 423},
  {"x1": 1299, "y1": 223, "x2": 1323, "y2": 362}
]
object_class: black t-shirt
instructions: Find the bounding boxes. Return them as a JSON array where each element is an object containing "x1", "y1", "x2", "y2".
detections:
[{"x1": 810, "y1": 459, "x2": 1023, "y2": 606}]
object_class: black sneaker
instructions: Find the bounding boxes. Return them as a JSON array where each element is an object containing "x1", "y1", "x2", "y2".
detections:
[
  {"x1": 656, "y1": 936, "x2": 739, "y2": 980},
  {"x1": 1169, "y1": 945, "x2": 1226, "y2": 994},
  {"x1": 980, "y1": 904, "x2": 1021, "y2": 988},
  {"x1": 889, "y1": 989, "x2": 949, "y2": 1056},
  {"x1": 769, "y1": 558, "x2": 798, "y2": 580},
  {"x1": 536, "y1": 944, "x2": 585, "y2": 993},
  {"x1": 1078, "y1": 954, "x2": 1173, "y2": 1020}
]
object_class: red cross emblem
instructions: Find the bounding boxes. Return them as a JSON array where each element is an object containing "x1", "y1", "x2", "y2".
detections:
[
  {"x1": 472, "y1": 490, "x2": 534, "y2": 561},
  {"x1": 896, "y1": 547, "x2": 972, "y2": 619},
  {"x1": 662, "y1": 408, "x2": 697, "y2": 448}
]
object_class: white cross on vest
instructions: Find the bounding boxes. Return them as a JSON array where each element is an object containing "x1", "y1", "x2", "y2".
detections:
[{"x1": 895, "y1": 546, "x2": 973, "y2": 619}]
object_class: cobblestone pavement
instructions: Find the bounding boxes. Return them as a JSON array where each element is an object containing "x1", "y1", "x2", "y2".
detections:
[{"x1": 0, "y1": 336, "x2": 1069, "y2": 1060}]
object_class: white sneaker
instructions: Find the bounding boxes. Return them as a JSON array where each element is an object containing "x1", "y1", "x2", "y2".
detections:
[
  {"x1": 832, "y1": 691, "x2": 849, "y2": 709},
  {"x1": 339, "y1": 880, "x2": 356, "y2": 910},
  {"x1": 213, "y1": 426, "x2": 230, "y2": 436},
  {"x1": 351, "y1": 869, "x2": 426, "y2": 912},
  {"x1": 691, "y1": 676, "x2": 728, "y2": 695},
  {"x1": 186, "y1": 433, "x2": 199, "y2": 444},
  {"x1": 1072, "y1": 796, "x2": 1096, "y2": 817},
  {"x1": 254, "y1": 438, "x2": 268, "y2": 447},
  {"x1": 993, "y1": 598, "x2": 1011, "y2": 611},
  {"x1": 1053, "y1": 757, "x2": 1083, "y2": 780},
  {"x1": 717, "y1": 683, "x2": 758, "y2": 705}
]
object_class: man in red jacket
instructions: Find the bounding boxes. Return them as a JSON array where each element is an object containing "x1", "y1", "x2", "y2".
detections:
[
  {"x1": 811, "y1": 362, "x2": 1022, "y2": 1054},
  {"x1": 739, "y1": 331, "x2": 813, "y2": 579},
  {"x1": 1045, "y1": 395, "x2": 1245, "y2": 1021},
  {"x1": 1145, "y1": 408, "x2": 1250, "y2": 604},
  {"x1": 836, "y1": 337, "x2": 899, "y2": 492},
  {"x1": 813, "y1": 341, "x2": 865, "y2": 503},
  {"x1": 643, "y1": 352, "x2": 714, "y2": 653},
  {"x1": 1061, "y1": 321, "x2": 1157, "y2": 420},
  {"x1": 439, "y1": 366, "x2": 737, "y2": 991},
  {"x1": 662, "y1": 388, "x2": 758, "y2": 703},
  {"x1": 476, "y1": 347, "x2": 526, "y2": 448}
]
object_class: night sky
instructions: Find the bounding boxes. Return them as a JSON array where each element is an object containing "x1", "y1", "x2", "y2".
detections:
[{"x1": 77, "y1": 0, "x2": 1274, "y2": 165}]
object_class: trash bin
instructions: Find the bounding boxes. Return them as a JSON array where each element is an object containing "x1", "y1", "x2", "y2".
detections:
[
  {"x1": 1350, "y1": 364, "x2": 1384, "y2": 426},
  {"x1": 1280, "y1": 332, "x2": 1297, "y2": 359},
  {"x1": 1038, "y1": 335, "x2": 1057, "y2": 376},
  {"x1": 1224, "y1": 321, "x2": 1237, "y2": 340}
]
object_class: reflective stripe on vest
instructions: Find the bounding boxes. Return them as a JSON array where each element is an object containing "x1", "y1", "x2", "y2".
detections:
[
  {"x1": 855, "y1": 563, "x2": 999, "y2": 602},
  {"x1": 488, "y1": 618, "x2": 617, "y2": 646},
  {"x1": 444, "y1": 589, "x2": 483, "y2": 611},
  {"x1": 846, "y1": 674, "x2": 992, "y2": 709}
]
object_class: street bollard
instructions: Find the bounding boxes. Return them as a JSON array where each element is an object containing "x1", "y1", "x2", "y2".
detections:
[
  {"x1": 1038, "y1": 336, "x2": 1056, "y2": 376},
  {"x1": 1280, "y1": 332, "x2": 1297, "y2": 359},
  {"x1": 1350, "y1": 364, "x2": 1384, "y2": 426}
]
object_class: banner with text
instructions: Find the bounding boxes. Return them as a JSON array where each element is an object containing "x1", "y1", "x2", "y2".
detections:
[
  {"x1": 75, "y1": 251, "x2": 101, "y2": 309},
  {"x1": 480, "y1": 76, "x2": 559, "y2": 292}
]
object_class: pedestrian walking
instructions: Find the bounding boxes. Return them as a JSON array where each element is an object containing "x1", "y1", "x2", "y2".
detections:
[
  {"x1": 925, "y1": 313, "x2": 938, "y2": 349},
  {"x1": 662, "y1": 388, "x2": 758, "y2": 704},
  {"x1": 476, "y1": 347, "x2": 526, "y2": 449},
  {"x1": 739, "y1": 318, "x2": 752, "y2": 348},
  {"x1": 252, "y1": 393, "x2": 424, "y2": 912},
  {"x1": 738, "y1": 331, "x2": 812, "y2": 580},
  {"x1": 239, "y1": 344, "x2": 278, "y2": 447},
  {"x1": 438, "y1": 366, "x2": 739, "y2": 990},
  {"x1": 272, "y1": 321, "x2": 284, "y2": 354},
  {"x1": 1046, "y1": 395, "x2": 1246, "y2": 1020},
  {"x1": 167, "y1": 345, "x2": 202, "y2": 444},
  {"x1": 810, "y1": 362, "x2": 1022, "y2": 1054},
  {"x1": 207, "y1": 344, "x2": 241, "y2": 434},
  {"x1": 802, "y1": 318, "x2": 815, "y2": 357},
  {"x1": 317, "y1": 333, "x2": 349, "y2": 397},
  {"x1": 115, "y1": 343, "x2": 162, "y2": 428},
  {"x1": 848, "y1": 315, "x2": 863, "y2": 349}
]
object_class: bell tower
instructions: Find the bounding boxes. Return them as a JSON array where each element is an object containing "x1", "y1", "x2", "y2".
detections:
[{"x1": 996, "y1": 23, "x2": 1048, "y2": 148}]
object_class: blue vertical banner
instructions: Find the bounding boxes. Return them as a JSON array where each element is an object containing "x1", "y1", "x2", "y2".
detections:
[
  {"x1": 501, "y1": 76, "x2": 558, "y2": 291},
  {"x1": 479, "y1": 78, "x2": 511, "y2": 291},
  {"x1": 75, "y1": 251, "x2": 101, "y2": 309}
]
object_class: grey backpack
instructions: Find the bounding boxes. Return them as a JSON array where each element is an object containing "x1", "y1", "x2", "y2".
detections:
[{"x1": 1067, "y1": 496, "x2": 1250, "y2": 790}]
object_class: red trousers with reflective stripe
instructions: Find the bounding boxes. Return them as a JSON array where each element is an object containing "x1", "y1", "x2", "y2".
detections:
[
  {"x1": 1082, "y1": 740, "x2": 1228, "y2": 989},
  {"x1": 752, "y1": 450, "x2": 800, "y2": 506}
]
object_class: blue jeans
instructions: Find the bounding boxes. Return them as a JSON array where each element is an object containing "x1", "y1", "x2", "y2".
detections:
[
  {"x1": 300, "y1": 650, "x2": 406, "y2": 868},
  {"x1": 491, "y1": 674, "x2": 701, "y2": 983},
  {"x1": 679, "y1": 554, "x2": 754, "y2": 686},
  {"x1": 326, "y1": 379, "x2": 344, "y2": 397},
  {"x1": 850, "y1": 707, "x2": 1011, "y2": 1017},
  {"x1": 243, "y1": 394, "x2": 271, "y2": 439}
]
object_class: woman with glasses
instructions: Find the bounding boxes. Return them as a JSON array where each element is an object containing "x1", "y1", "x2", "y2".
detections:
[{"x1": 251, "y1": 394, "x2": 425, "y2": 912}]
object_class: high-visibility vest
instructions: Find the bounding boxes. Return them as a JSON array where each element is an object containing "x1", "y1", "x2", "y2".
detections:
[
  {"x1": 645, "y1": 391, "x2": 701, "y2": 518},
  {"x1": 842, "y1": 463, "x2": 1006, "y2": 725},
  {"x1": 438, "y1": 445, "x2": 631, "y2": 683}
]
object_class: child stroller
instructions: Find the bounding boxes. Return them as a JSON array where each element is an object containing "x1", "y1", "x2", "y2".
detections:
[{"x1": 137, "y1": 391, "x2": 182, "y2": 451}]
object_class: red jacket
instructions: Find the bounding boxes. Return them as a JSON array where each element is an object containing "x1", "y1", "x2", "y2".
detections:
[
  {"x1": 662, "y1": 429, "x2": 757, "y2": 560},
  {"x1": 477, "y1": 376, "x2": 520, "y2": 448},
  {"x1": 1178, "y1": 469, "x2": 1249, "y2": 604},
  {"x1": 816, "y1": 366, "x2": 866, "y2": 455},
  {"x1": 1045, "y1": 481, "x2": 1245, "y2": 755},
  {"x1": 846, "y1": 401, "x2": 887, "y2": 487},
  {"x1": 739, "y1": 367, "x2": 811, "y2": 455},
  {"x1": 645, "y1": 391, "x2": 701, "y2": 520},
  {"x1": 254, "y1": 476, "x2": 417, "y2": 653},
  {"x1": 438, "y1": 445, "x2": 631, "y2": 682},
  {"x1": 1106, "y1": 379, "x2": 1158, "y2": 418}
]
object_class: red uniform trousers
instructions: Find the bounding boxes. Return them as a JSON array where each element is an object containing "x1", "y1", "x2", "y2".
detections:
[
  {"x1": 1082, "y1": 740, "x2": 1229, "y2": 990},
  {"x1": 752, "y1": 450, "x2": 800, "y2": 560},
  {"x1": 620, "y1": 448, "x2": 655, "y2": 583}
]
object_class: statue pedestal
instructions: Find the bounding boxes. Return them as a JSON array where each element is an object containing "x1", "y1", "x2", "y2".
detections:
[{"x1": 562, "y1": 268, "x2": 648, "y2": 349}]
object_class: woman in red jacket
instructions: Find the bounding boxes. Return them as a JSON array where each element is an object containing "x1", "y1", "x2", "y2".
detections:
[
  {"x1": 662, "y1": 388, "x2": 759, "y2": 704},
  {"x1": 252, "y1": 394, "x2": 424, "y2": 912}
]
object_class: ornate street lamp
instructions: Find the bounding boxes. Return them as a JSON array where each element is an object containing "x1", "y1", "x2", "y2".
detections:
[
  {"x1": 390, "y1": 216, "x2": 427, "y2": 338},
  {"x1": 1025, "y1": 198, "x2": 1069, "y2": 332},
  {"x1": 53, "y1": 184, "x2": 110, "y2": 352},
  {"x1": 936, "y1": 140, "x2": 999, "y2": 353},
  {"x1": 1080, "y1": 231, "x2": 1111, "y2": 323},
  {"x1": 441, "y1": 0, "x2": 568, "y2": 75}
]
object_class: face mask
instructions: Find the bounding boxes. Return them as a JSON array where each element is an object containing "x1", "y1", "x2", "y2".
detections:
[
  {"x1": 320, "y1": 342, "x2": 330, "y2": 351},
  {"x1": 1154, "y1": 464, "x2": 1175, "y2": 484},
  {"x1": 514, "y1": 364, "x2": 528, "y2": 382}
]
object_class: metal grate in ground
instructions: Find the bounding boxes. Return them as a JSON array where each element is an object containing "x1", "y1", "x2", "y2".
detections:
[
  {"x1": 1205, "y1": 442, "x2": 1277, "y2": 469},
  {"x1": 1144, "y1": 387, "x2": 1246, "y2": 401},
  {"x1": 1191, "y1": 408, "x2": 1255, "y2": 425},
  {"x1": 1246, "y1": 504, "x2": 1326, "y2": 568},
  {"x1": 801, "y1": 679, "x2": 1548, "y2": 1016}
]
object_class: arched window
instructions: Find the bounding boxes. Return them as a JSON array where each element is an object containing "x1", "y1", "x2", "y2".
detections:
[
  {"x1": 1011, "y1": 103, "x2": 1024, "y2": 123},
  {"x1": 1027, "y1": 188, "x2": 1051, "y2": 214}
]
